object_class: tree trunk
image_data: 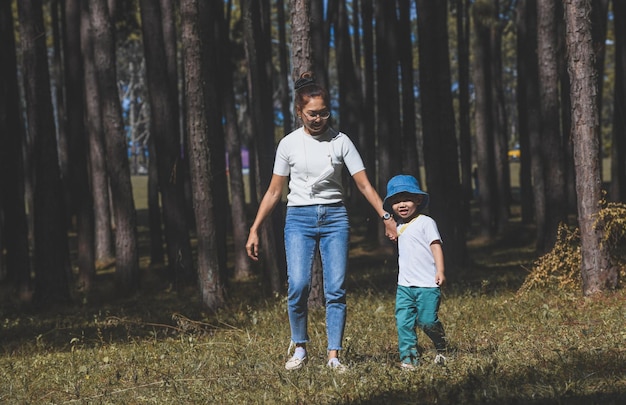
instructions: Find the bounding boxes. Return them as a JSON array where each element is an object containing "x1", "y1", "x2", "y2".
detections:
[
  {"x1": 397, "y1": 0, "x2": 419, "y2": 179},
  {"x1": 80, "y1": 1, "x2": 114, "y2": 264},
  {"x1": 218, "y1": 1, "x2": 252, "y2": 281},
  {"x1": 375, "y1": 0, "x2": 401, "y2": 247},
  {"x1": 63, "y1": 0, "x2": 96, "y2": 291},
  {"x1": 18, "y1": 0, "x2": 71, "y2": 304},
  {"x1": 456, "y1": 0, "x2": 472, "y2": 230},
  {"x1": 0, "y1": 0, "x2": 32, "y2": 301},
  {"x1": 472, "y1": 1, "x2": 498, "y2": 239},
  {"x1": 563, "y1": 0, "x2": 618, "y2": 294},
  {"x1": 140, "y1": 0, "x2": 194, "y2": 284},
  {"x1": 515, "y1": 0, "x2": 538, "y2": 225},
  {"x1": 245, "y1": 0, "x2": 283, "y2": 294},
  {"x1": 90, "y1": 0, "x2": 140, "y2": 294},
  {"x1": 537, "y1": 0, "x2": 567, "y2": 253},
  {"x1": 180, "y1": 0, "x2": 225, "y2": 310},
  {"x1": 417, "y1": 0, "x2": 467, "y2": 270},
  {"x1": 611, "y1": 0, "x2": 626, "y2": 202},
  {"x1": 489, "y1": 1, "x2": 511, "y2": 233}
]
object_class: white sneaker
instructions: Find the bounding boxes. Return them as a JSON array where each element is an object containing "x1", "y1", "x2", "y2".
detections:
[
  {"x1": 327, "y1": 358, "x2": 347, "y2": 373},
  {"x1": 400, "y1": 361, "x2": 417, "y2": 371},
  {"x1": 285, "y1": 354, "x2": 307, "y2": 370},
  {"x1": 434, "y1": 353, "x2": 447, "y2": 365},
  {"x1": 285, "y1": 341, "x2": 307, "y2": 371}
]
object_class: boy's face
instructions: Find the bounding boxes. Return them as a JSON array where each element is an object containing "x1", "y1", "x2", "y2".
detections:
[{"x1": 390, "y1": 192, "x2": 423, "y2": 220}]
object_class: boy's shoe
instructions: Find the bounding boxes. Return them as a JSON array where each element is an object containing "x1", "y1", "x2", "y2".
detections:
[
  {"x1": 400, "y1": 356, "x2": 419, "y2": 370},
  {"x1": 285, "y1": 353, "x2": 307, "y2": 370},
  {"x1": 400, "y1": 361, "x2": 417, "y2": 371},
  {"x1": 434, "y1": 353, "x2": 447, "y2": 365},
  {"x1": 327, "y1": 358, "x2": 348, "y2": 373}
]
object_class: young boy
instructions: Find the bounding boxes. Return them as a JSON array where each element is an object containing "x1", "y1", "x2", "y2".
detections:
[{"x1": 383, "y1": 175, "x2": 448, "y2": 370}]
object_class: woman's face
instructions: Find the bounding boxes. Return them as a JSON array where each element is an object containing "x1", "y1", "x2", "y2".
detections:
[{"x1": 298, "y1": 96, "x2": 330, "y2": 136}]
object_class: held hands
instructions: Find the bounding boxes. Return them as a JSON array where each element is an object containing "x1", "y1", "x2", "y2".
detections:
[
  {"x1": 246, "y1": 230, "x2": 260, "y2": 261},
  {"x1": 384, "y1": 218, "x2": 398, "y2": 242}
]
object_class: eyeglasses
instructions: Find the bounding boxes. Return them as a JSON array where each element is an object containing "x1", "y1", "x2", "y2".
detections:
[{"x1": 304, "y1": 110, "x2": 331, "y2": 120}]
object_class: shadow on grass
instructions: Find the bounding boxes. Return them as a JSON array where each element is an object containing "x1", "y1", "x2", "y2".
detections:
[{"x1": 1, "y1": 208, "x2": 537, "y2": 355}]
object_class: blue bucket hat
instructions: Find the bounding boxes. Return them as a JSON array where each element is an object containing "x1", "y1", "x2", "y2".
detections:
[{"x1": 383, "y1": 175, "x2": 429, "y2": 213}]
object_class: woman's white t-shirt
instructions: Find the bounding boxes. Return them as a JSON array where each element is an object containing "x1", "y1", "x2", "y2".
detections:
[
  {"x1": 396, "y1": 215, "x2": 442, "y2": 288},
  {"x1": 273, "y1": 127, "x2": 365, "y2": 206}
]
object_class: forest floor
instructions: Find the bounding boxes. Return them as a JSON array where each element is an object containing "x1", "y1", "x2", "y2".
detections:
[{"x1": 1, "y1": 181, "x2": 625, "y2": 404}]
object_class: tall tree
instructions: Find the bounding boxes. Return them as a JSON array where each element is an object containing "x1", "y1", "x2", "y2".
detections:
[
  {"x1": 416, "y1": 0, "x2": 467, "y2": 270},
  {"x1": 489, "y1": 0, "x2": 512, "y2": 233},
  {"x1": 242, "y1": 0, "x2": 283, "y2": 294},
  {"x1": 63, "y1": 0, "x2": 96, "y2": 291},
  {"x1": 289, "y1": 0, "x2": 324, "y2": 307},
  {"x1": 611, "y1": 0, "x2": 626, "y2": 202},
  {"x1": 180, "y1": 0, "x2": 225, "y2": 309},
  {"x1": 220, "y1": 0, "x2": 252, "y2": 280},
  {"x1": 397, "y1": 0, "x2": 419, "y2": 179},
  {"x1": 139, "y1": 0, "x2": 194, "y2": 284},
  {"x1": 515, "y1": 0, "x2": 539, "y2": 225},
  {"x1": 80, "y1": 1, "x2": 114, "y2": 264},
  {"x1": 17, "y1": 0, "x2": 71, "y2": 303},
  {"x1": 0, "y1": 0, "x2": 32, "y2": 300},
  {"x1": 563, "y1": 0, "x2": 618, "y2": 294},
  {"x1": 456, "y1": 0, "x2": 473, "y2": 230},
  {"x1": 90, "y1": 0, "x2": 140, "y2": 294},
  {"x1": 537, "y1": 0, "x2": 567, "y2": 253},
  {"x1": 472, "y1": 1, "x2": 498, "y2": 238},
  {"x1": 375, "y1": 0, "x2": 401, "y2": 246}
]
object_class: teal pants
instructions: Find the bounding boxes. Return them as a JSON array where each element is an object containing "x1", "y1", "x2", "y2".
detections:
[{"x1": 395, "y1": 285, "x2": 447, "y2": 362}]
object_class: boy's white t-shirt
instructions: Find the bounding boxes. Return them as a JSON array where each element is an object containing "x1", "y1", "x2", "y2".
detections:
[
  {"x1": 273, "y1": 127, "x2": 366, "y2": 206},
  {"x1": 396, "y1": 214, "x2": 442, "y2": 288}
]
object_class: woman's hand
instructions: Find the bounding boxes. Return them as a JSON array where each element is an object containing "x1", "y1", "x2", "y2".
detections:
[
  {"x1": 384, "y1": 218, "x2": 398, "y2": 242},
  {"x1": 246, "y1": 230, "x2": 260, "y2": 261}
]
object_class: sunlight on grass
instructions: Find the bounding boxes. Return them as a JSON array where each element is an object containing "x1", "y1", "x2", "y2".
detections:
[{"x1": 1, "y1": 267, "x2": 625, "y2": 404}]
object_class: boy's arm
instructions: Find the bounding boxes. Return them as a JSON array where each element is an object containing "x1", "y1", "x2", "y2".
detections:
[{"x1": 430, "y1": 241, "x2": 445, "y2": 286}]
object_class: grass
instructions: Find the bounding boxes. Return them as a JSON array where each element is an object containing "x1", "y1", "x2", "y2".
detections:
[{"x1": 1, "y1": 177, "x2": 625, "y2": 404}]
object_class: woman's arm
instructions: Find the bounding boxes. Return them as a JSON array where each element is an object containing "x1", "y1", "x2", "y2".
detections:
[
  {"x1": 352, "y1": 170, "x2": 397, "y2": 239},
  {"x1": 246, "y1": 174, "x2": 288, "y2": 260}
]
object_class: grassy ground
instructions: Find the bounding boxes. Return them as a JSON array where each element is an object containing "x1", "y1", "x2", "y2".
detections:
[{"x1": 1, "y1": 179, "x2": 625, "y2": 404}]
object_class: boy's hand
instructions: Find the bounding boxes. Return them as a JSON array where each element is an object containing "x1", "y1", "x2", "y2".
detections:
[{"x1": 435, "y1": 272, "x2": 446, "y2": 286}]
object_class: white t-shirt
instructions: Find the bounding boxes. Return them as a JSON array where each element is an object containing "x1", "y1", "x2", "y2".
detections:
[
  {"x1": 396, "y1": 215, "x2": 443, "y2": 288},
  {"x1": 273, "y1": 127, "x2": 366, "y2": 206}
]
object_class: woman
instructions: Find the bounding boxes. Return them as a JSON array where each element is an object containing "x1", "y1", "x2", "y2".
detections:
[{"x1": 246, "y1": 73, "x2": 397, "y2": 371}]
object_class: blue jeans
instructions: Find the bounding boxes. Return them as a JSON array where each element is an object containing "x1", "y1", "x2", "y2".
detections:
[
  {"x1": 284, "y1": 203, "x2": 349, "y2": 351},
  {"x1": 395, "y1": 286, "x2": 447, "y2": 361}
]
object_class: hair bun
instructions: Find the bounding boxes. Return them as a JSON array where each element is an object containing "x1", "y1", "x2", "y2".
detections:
[{"x1": 294, "y1": 76, "x2": 315, "y2": 90}]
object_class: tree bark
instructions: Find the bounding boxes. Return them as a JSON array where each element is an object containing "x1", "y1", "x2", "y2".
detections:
[
  {"x1": 563, "y1": 0, "x2": 618, "y2": 294},
  {"x1": 140, "y1": 0, "x2": 195, "y2": 284},
  {"x1": 90, "y1": 0, "x2": 140, "y2": 294},
  {"x1": 537, "y1": 0, "x2": 567, "y2": 253},
  {"x1": 180, "y1": 0, "x2": 225, "y2": 309},
  {"x1": 515, "y1": 0, "x2": 539, "y2": 225},
  {"x1": 611, "y1": 0, "x2": 626, "y2": 202},
  {"x1": 417, "y1": 0, "x2": 467, "y2": 270},
  {"x1": 0, "y1": 0, "x2": 32, "y2": 300},
  {"x1": 80, "y1": 1, "x2": 114, "y2": 264},
  {"x1": 457, "y1": 0, "x2": 472, "y2": 230},
  {"x1": 472, "y1": 1, "x2": 498, "y2": 238},
  {"x1": 18, "y1": 0, "x2": 71, "y2": 304},
  {"x1": 64, "y1": 0, "x2": 96, "y2": 291}
]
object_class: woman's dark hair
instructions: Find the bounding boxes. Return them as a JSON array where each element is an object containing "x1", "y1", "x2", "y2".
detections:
[{"x1": 294, "y1": 72, "x2": 330, "y2": 113}]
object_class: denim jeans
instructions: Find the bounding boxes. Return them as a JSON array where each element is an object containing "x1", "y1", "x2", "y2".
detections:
[
  {"x1": 284, "y1": 203, "x2": 349, "y2": 351},
  {"x1": 395, "y1": 285, "x2": 447, "y2": 361}
]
